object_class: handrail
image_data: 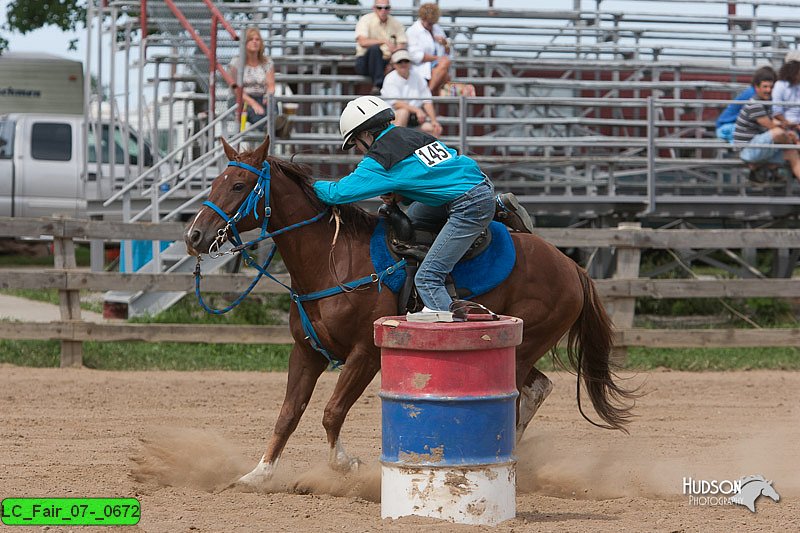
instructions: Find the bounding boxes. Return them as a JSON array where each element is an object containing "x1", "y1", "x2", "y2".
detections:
[
  {"x1": 163, "y1": 0, "x2": 235, "y2": 87},
  {"x1": 201, "y1": 0, "x2": 238, "y2": 40},
  {"x1": 102, "y1": 104, "x2": 237, "y2": 206},
  {"x1": 131, "y1": 119, "x2": 269, "y2": 223}
]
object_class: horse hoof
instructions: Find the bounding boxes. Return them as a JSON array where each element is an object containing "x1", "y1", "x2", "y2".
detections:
[
  {"x1": 332, "y1": 456, "x2": 362, "y2": 474},
  {"x1": 230, "y1": 461, "x2": 274, "y2": 491}
]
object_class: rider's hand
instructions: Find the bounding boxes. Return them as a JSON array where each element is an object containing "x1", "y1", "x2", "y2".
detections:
[{"x1": 380, "y1": 193, "x2": 398, "y2": 205}]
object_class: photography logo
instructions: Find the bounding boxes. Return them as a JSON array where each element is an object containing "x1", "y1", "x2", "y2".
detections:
[{"x1": 683, "y1": 474, "x2": 780, "y2": 513}]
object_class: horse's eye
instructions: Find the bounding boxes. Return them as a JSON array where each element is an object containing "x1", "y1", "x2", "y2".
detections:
[{"x1": 233, "y1": 183, "x2": 245, "y2": 192}]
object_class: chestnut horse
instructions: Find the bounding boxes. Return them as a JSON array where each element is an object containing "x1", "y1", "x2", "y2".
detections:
[{"x1": 184, "y1": 137, "x2": 636, "y2": 488}]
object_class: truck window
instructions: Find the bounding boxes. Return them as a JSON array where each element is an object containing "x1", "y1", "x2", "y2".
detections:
[
  {"x1": 88, "y1": 125, "x2": 153, "y2": 166},
  {"x1": 0, "y1": 120, "x2": 13, "y2": 159},
  {"x1": 31, "y1": 122, "x2": 72, "y2": 161}
]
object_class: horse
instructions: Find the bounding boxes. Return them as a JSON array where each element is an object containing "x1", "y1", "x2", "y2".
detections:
[
  {"x1": 184, "y1": 136, "x2": 637, "y2": 487},
  {"x1": 731, "y1": 475, "x2": 780, "y2": 513}
]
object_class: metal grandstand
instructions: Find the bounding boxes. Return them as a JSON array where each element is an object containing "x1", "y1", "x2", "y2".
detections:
[{"x1": 85, "y1": 0, "x2": 800, "y2": 313}]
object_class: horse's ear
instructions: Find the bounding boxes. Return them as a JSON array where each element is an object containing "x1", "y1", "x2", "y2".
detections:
[
  {"x1": 220, "y1": 137, "x2": 238, "y2": 161},
  {"x1": 253, "y1": 135, "x2": 271, "y2": 163}
]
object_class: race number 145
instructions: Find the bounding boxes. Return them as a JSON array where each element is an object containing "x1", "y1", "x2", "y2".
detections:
[{"x1": 414, "y1": 141, "x2": 452, "y2": 167}]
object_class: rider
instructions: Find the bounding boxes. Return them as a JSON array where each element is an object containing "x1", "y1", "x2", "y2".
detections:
[{"x1": 312, "y1": 96, "x2": 532, "y2": 322}]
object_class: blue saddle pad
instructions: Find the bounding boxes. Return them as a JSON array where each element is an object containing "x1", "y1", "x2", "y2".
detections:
[{"x1": 370, "y1": 220, "x2": 516, "y2": 299}]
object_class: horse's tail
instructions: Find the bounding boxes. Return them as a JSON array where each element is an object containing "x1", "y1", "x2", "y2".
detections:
[{"x1": 565, "y1": 265, "x2": 638, "y2": 433}]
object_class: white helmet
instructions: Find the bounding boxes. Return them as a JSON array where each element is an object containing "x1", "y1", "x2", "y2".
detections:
[{"x1": 339, "y1": 96, "x2": 395, "y2": 150}]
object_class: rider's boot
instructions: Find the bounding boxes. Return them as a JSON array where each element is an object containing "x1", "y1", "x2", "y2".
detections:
[{"x1": 494, "y1": 193, "x2": 535, "y2": 233}]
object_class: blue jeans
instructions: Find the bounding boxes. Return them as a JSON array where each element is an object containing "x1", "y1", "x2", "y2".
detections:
[
  {"x1": 740, "y1": 130, "x2": 785, "y2": 164},
  {"x1": 407, "y1": 178, "x2": 496, "y2": 311},
  {"x1": 355, "y1": 45, "x2": 388, "y2": 88}
]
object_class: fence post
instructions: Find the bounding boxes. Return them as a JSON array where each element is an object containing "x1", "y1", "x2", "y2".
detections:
[
  {"x1": 610, "y1": 222, "x2": 642, "y2": 359},
  {"x1": 646, "y1": 96, "x2": 656, "y2": 214},
  {"x1": 53, "y1": 235, "x2": 83, "y2": 368}
]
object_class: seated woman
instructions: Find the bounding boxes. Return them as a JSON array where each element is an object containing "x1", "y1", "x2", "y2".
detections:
[
  {"x1": 228, "y1": 27, "x2": 275, "y2": 131},
  {"x1": 406, "y1": 3, "x2": 474, "y2": 97},
  {"x1": 772, "y1": 51, "x2": 800, "y2": 134}
]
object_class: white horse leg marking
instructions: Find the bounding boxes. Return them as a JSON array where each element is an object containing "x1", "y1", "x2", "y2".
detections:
[
  {"x1": 237, "y1": 455, "x2": 277, "y2": 487},
  {"x1": 516, "y1": 373, "x2": 554, "y2": 444},
  {"x1": 329, "y1": 438, "x2": 362, "y2": 473}
]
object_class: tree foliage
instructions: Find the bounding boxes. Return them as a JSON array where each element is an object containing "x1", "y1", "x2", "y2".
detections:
[
  {"x1": 4, "y1": 0, "x2": 86, "y2": 34},
  {"x1": 1, "y1": 0, "x2": 86, "y2": 54}
]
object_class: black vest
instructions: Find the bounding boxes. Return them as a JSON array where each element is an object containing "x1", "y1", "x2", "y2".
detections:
[{"x1": 365, "y1": 127, "x2": 438, "y2": 171}]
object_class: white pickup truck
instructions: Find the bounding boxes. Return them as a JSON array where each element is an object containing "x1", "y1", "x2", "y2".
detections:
[
  {"x1": 0, "y1": 52, "x2": 154, "y2": 218},
  {"x1": 0, "y1": 112, "x2": 155, "y2": 218}
]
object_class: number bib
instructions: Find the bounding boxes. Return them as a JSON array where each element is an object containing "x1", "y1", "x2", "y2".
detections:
[{"x1": 414, "y1": 141, "x2": 453, "y2": 167}]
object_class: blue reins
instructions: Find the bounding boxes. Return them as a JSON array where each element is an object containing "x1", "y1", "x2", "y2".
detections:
[{"x1": 194, "y1": 159, "x2": 405, "y2": 368}]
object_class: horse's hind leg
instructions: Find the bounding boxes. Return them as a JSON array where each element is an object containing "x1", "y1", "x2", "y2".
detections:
[
  {"x1": 322, "y1": 347, "x2": 380, "y2": 473},
  {"x1": 237, "y1": 346, "x2": 328, "y2": 488},
  {"x1": 517, "y1": 367, "x2": 553, "y2": 444},
  {"x1": 513, "y1": 322, "x2": 569, "y2": 443}
]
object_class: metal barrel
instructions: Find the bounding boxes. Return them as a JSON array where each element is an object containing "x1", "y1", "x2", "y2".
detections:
[{"x1": 374, "y1": 316, "x2": 522, "y2": 526}]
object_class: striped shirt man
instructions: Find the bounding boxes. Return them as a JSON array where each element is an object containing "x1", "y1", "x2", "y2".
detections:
[{"x1": 733, "y1": 97, "x2": 772, "y2": 145}]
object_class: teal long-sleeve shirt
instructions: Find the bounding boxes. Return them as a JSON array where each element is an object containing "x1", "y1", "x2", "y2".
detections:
[{"x1": 312, "y1": 131, "x2": 485, "y2": 207}]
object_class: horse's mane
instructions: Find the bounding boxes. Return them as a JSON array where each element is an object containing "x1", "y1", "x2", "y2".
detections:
[{"x1": 263, "y1": 154, "x2": 378, "y2": 236}]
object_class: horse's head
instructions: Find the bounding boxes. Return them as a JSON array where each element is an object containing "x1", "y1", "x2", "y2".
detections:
[
  {"x1": 185, "y1": 136, "x2": 271, "y2": 256},
  {"x1": 760, "y1": 480, "x2": 780, "y2": 502}
]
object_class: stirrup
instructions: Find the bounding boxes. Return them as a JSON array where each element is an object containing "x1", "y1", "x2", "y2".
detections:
[{"x1": 450, "y1": 300, "x2": 500, "y2": 321}]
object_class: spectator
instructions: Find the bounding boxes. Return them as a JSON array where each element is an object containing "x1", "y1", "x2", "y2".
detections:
[
  {"x1": 354, "y1": 1, "x2": 407, "y2": 94},
  {"x1": 406, "y1": 3, "x2": 475, "y2": 97},
  {"x1": 715, "y1": 82, "x2": 756, "y2": 143},
  {"x1": 771, "y1": 50, "x2": 800, "y2": 131},
  {"x1": 406, "y1": 3, "x2": 451, "y2": 96},
  {"x1": 228, "y1": 27, "x2": 275, "y2": 131},
  {"x1": 733, "y1": 66, "x2": 800, "y2": 183},
  {"x1": 381, "y1": 49, "x2": 442, "y2": 137}
]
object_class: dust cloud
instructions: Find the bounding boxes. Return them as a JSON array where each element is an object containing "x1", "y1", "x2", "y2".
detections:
[
  {"x1": 130, "y1": 427, "x2": 381, "y2": 501},
  {"x1": 516, "y1": 425, "x2": 799, "y2": 500},
  {"x1": 130, "y1": 419, "x2": 797, "y2": 504}
]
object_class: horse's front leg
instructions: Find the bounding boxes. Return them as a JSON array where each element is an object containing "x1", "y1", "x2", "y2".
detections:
[
  {"x1": 236, "y1": 345, "x2": 328, "y2": 488},
  {"x1": 322, "y1": 346, "x2": 380, "y2": 473}
]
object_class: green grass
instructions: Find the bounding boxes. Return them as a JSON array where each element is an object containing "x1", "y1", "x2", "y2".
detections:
[
  {"x1": 0, "y1": 243, "x2": 91, "y2": 267},
  {"x1": 1, "y1": 289, "x2": 798, "y2": 372},
  {"x1": 3, "y1": 338, "x2": 798, "y2": 372},
  {"x1": 533, "y1": 346, "x2": 800, "y2": 372},
  {"x1": 0, "y1": 338, "x2": 293, "y2": 371},
  {"x1": 623, "y1": 346, "x2": 800, "y2": 371}
]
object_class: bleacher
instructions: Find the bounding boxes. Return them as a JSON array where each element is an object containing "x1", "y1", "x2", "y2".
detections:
[{"x1": 89, "y1": 0, "x2": 800, "y2": 227}]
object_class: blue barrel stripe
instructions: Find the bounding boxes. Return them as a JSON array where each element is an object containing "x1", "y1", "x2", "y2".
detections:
[{"x1": 380, "y1": 393, "x2": 518, "y2": 466}]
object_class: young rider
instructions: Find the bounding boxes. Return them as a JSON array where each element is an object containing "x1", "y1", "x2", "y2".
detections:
[{"x1": 312, "y1": 96, "x2": 499, "y2": 322}]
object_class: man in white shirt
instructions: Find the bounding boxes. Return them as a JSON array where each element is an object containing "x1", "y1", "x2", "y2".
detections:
[
  {"x1": 380, "y1": 49, "x2": 443, "y2": 136},
  {"x1": 354, "y1": 1, "x2": 407, "y2": 94}
]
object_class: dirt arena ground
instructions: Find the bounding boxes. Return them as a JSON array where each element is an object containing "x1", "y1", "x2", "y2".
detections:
[{"x1": 1, "y1": 366, "x2": 797, "y2": 532}]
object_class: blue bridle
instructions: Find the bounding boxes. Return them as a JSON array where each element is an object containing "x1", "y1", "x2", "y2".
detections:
[{"x1": 194, "y1": 159, "x2": 405, "y2": 368}]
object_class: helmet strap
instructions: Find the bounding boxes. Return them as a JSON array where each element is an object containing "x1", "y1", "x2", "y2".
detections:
[{"x1": 355, "y1": 131, "x2": 375, "y2": 153}]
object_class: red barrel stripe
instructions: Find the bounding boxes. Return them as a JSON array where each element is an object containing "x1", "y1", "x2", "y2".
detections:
[{"x1": 381, "y1": 347, "x2": 516, "y2": 395}]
